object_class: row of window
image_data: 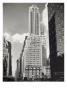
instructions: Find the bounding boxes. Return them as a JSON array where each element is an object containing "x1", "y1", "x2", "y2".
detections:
[
  {"x1": 26, "y1": 60, "x2": 40, "y2": 62},
  {"x1": 26, "y1": 57, "x2": 40, "y2": 60}
]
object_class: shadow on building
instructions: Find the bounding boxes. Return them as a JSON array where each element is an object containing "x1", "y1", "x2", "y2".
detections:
[{"x1": 49, "y1": 8, "x2": 64, "y2": 81}]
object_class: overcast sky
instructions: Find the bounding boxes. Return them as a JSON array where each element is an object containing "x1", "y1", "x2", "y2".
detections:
[{"x1": 3, "y1": 3, "x2": 47, "y2": 76}]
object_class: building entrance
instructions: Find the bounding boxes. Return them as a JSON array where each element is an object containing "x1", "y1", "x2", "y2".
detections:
[{"x1": 25, "y1": 66, "x2": 41, "y2": 79}]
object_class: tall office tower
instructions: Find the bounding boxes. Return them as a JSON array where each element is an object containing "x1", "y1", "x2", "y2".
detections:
[
  {"x1": 22, "y1": 4, "x2": 51, "y2": 79},
  {"x1": 29, "y1": 5, "x2": 40, "y2": 35},
  {"x1": 3, "y1": 38, "x2": 8, "y2": 76},
  {"x1": 49, "y1": 14, "x2": 57, "y2": 78},
  {"x1": 3, "y1": 37, "x2": 12, "y2": 77},
  {"x1": 48, "y1": 4, "x2": 64, "y2": 80},
  {"x1": 7, "y1": 41, "x2": 12, "y2": 76},
  {"x1": 21, "y1": 5, "x2": 42, "y2": 79}
]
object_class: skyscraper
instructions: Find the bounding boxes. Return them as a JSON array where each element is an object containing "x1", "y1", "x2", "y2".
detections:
[
  {"x1": 48, "y1": 3, "x2": 64, "y2": 81},
  {"x1": 22, "y1": 5, "x2": 42, "y2": 79},
  {"x1": 49, "y1": 13, "x2": 57, "y2": 78},
  {"x1": 3, "y1": 37, "x2": 12, "y2": 77},
  {"x1": 22, "y1": 4, "x2": 51, "y2": 79},
  {"x1": 29, "y1": 5, "x2": 40, "y2": 35}
]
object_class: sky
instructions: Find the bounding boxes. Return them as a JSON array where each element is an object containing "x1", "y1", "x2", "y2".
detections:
[
  {"x1": 3, "y1": 3, "x2": 45, "y2": 35},
  {"x1": 3, "y1": 3, "x2": 49, "y2": 76}
]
